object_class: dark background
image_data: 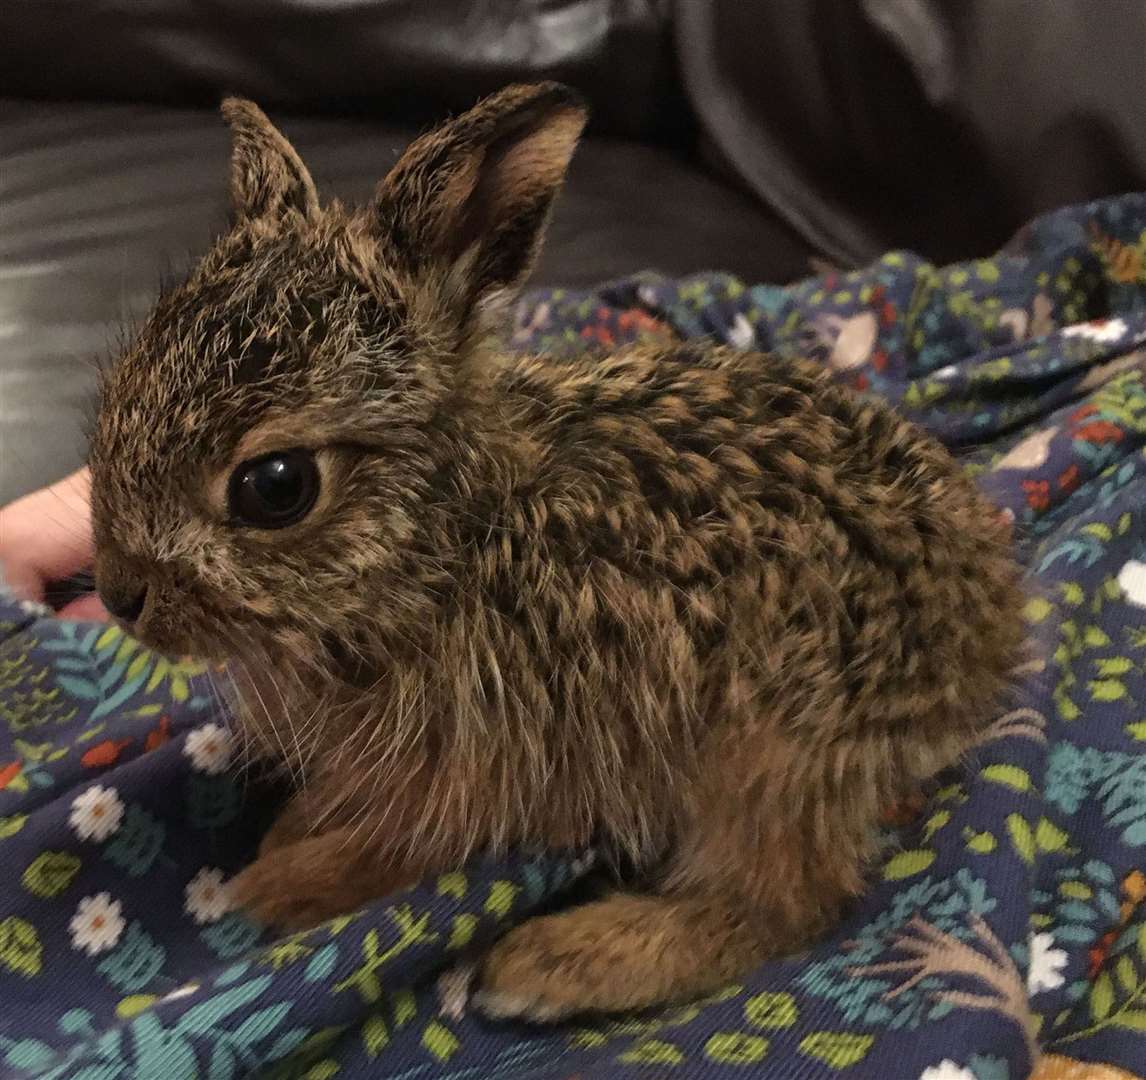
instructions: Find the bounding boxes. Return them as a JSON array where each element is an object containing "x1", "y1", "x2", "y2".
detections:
[{"x1": 2, "y1": 0, "x2": 1142, "y2": 502}]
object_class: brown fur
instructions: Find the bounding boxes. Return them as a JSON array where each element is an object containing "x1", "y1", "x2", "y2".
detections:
[{"x1": 88, "y1": 84, "x2": 1025, "y2": 1021}]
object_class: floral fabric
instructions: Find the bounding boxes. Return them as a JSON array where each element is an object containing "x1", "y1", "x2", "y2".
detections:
[{"x1": 2, "y1": 194, "x2": 1146, "y2": 1079}]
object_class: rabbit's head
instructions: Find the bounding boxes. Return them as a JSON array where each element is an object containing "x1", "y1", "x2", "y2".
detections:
[{"x1": 89, "y1": 85, "x2": 586, "y2": 670}]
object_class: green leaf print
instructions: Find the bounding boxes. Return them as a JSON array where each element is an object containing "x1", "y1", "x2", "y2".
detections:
[
  {"x1": 484, "y1": 881, "x2": 519, "y2": 917},
  {"x1": 1060, "y1": 582, "x2": 1085, "y2": 606},
  {"x1": 704, "y1": 1033, "x2": 769, "y2": 1064},
  {"x1": 436, "y1": 872, "x2": 467, "y2": 900},
  {"x1": 1090, "y1": 679, "x2": 1128, "y2": 702},
  {"x1": 1084, "y1": 626, "x2": 1112, "y2": 648},
  {"x1": 48, "y1": 623, "x2": 210, "y2": 718},
  {"x1": 744, "y1": 992, "x2": 798, "y2": 1029},
  {"x1": 1034, "y1": 818, "x2": 1071, "y2": 853},
  {"x1": 332, "y1": 910, "x2": 438, "y2": 1004},
  {"x1": 964, "y1": 829, "x2": 998, "y2": 854},
  {"x1": 303, "y1": 1062, "x2": 339, "y2": 1079},
  {"x1": 421, "y1": 1021, "x2": 459, "y2": 1062},
  {"x1": 883, "y1": 850, "x2": 936, "y2": 880},
  {"x1": 362, "y1": 1014, "x2": 389, "y2": 1058},
  {"x1": 1116, "y1": 955, "x2": 1138, "y2": 992},
  {"x1": 1096, "y1": 658, "x2": 1134, "y2": 676},
  {"x1": 982, "y1": 765, "x2": 1033, "y2": 791},
  {"x1": 923, "y1": 811, "x2": 951, "y2": 840},
  {"x1": 1091, "y1": 972, "x2": 1115, "y2": 1021},
  {"x1": 446, "y1": 914, "x2": 477, "y2": 950},
  {"x1": 0, "y1": 916, "x2": 42, "y2": 977},
  {"x1": 798, "y1": 1032, "x2": 875, "y2": 1068},
  {"x1": 1006, "y1": 815, "x2": 1036, "y2": 864},
  {"x1": 22, "y1": 851, "x2": 81, "y2": 898},
  {"x1": 617, "y1": 1039, "x2": 684, "y2": 1065}
]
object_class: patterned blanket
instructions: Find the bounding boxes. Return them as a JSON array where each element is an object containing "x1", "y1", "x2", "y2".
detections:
[{"x1": 2, "y1": 193, "x2": 1146, "y2": 1080}]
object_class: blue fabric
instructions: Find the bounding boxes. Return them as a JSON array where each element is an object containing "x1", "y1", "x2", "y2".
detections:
[{"x1": 2, "y1": 194, "x2": 1146, "y2": 1080}]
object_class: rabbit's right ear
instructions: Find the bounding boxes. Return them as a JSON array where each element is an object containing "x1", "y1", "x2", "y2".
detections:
[
  {"x1": 221, "y1": 98, "x2": 319, "y2": 225},
  {"x1": 372, "y1": 83, "x2": 586, "y2": 321}
]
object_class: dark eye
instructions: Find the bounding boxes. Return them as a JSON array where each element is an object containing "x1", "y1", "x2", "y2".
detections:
[{"x1": 228, "y1": 449, "x2": 319, "y2": 529}]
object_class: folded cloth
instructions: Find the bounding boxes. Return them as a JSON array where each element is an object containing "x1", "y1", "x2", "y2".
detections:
[{"x1": 1, "y1": 193, "x2": 1145, "y2": 1079}]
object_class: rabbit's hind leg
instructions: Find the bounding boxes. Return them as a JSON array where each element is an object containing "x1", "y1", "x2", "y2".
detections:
[{"x1": 472, "y1": 889, "x2": 764, "y2": 1022}]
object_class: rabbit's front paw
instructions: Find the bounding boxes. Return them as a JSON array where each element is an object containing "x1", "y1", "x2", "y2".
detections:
[
  {"x1": 257, "y1": 792, "x2": 317, "y2": 855},
  {"x1": 230, "y1": 852, "x2": 343, "y2": 932},
  {"x1": 472, "y1": 914, "x2": 600, "y2": 1022},
  {"x1": 233, "y1": 830, "x2": 423, "y2": 933}
]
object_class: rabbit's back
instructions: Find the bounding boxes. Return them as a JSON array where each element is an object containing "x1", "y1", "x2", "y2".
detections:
[
  {"x1": 481, "y1": 342, "x2": 1023, "y2": 755},
  {"x1": 405, "y1": 340, "x2": 1023, "y2": 886}
]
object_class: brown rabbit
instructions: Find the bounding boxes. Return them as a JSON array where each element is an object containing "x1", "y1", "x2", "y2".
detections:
[{"x1": 88, "y1": 83, "x2": 1025, "y2": 1021}]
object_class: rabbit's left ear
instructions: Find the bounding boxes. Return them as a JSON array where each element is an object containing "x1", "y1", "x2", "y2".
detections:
[
  {"x1": 373, "y1": 83, "x2": 587, "y2": 316},
  {"x1": 221, "y1": 98, "x2": 319, "y2": 224}
]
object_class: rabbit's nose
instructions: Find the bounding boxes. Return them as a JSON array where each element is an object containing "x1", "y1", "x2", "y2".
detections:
[{"x1": 101, "y1": 582, "x2": 148, "y2": 624}]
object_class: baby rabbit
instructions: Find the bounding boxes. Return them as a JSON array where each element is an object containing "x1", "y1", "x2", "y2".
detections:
[{"x1": 88, "y1": 83, "x2": 1024, "y2": 1021}]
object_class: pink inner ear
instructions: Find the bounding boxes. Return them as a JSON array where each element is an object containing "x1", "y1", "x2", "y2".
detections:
[
  {"x1": 483, "y1": 109, "x2": 585, "y2": 225},
  {"x1": 445, "y1": 106, "x2": 585, "y2": 270}
]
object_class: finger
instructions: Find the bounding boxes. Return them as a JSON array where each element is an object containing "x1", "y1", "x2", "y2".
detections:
[
  {"x1": 59, "y1": 594, "x2": 110, "y2": 622},
  {"x1": 0, "y1": 565, "x2": 45, "y2": 604},
  {"x1": 1, "y1": 468, "x2": 94, "y2": 585}
]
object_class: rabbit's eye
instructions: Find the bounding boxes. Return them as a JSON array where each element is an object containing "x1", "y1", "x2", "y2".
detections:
[{"x1": 228, "y1": 449, "x2": 319, "y2": 529}]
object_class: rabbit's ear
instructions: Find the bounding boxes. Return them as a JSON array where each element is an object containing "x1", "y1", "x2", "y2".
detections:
[
  {"x1": 373, "y1": 83, "x2": 586, "y2": 315},
  {"x1": 221, "y1": 98, "x2": 319, "y2": 224}
]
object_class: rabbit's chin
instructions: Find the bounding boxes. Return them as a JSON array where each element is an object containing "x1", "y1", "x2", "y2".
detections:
[{"x1": 125, "y1": 612, "x2": 234, "y2": 667}]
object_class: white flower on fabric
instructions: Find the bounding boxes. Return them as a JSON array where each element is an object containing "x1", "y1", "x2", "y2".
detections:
[
  {"x1": 727, "y1": 314, "x2": 756, "y2": 350},
  {"x1": 1028, "y1": 931, "x2": 1069, "y2": 994},
  {"x1": 184, "y1": 867, "x2": 233, "y2": 924},
  {"x1": 828, "y1": 311, "x2": 877, "y2": 371},
  {"x1": 995, "y1": 426, "x2": 1059, "y2": 471},
  {"x1": 69, "y1": 893, "x2": 125, "y2": 955},
  {"x1": 934, "y1": 364, "x2": 960, "y2": 380},
  {"x1": 999, "y1": 307, "x2": 1030, "y2": 342},
  {"x1": 16, "y1": 597, "x2": 52, "y2": 618},
  {"x1": 69, "y1": 785, "x2": 125, "y2": 841},
  {"x1": 1062, "y1": 317, "x2": 1128, "y2": 343},
  {"x1": 1117, "y1": 560, "x2": 1146, "y2": 609},
  {"x1": 0, "y1": 581, "x2": 44, "y2": 614},
  {"x1": 919, "y1": 1062, "x2": 975, "y2": 1080},
  {"x1": 182, "y1": 723, "x2": 233, "y2": 775},
  {"x1": 159, "y1": 982, "x2": 200, "y2": 1003}
]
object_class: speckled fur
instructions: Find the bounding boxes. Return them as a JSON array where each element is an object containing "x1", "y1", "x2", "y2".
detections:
[{"x1": 88, "y1": 84, "x2": 1025, "y2": 1020}]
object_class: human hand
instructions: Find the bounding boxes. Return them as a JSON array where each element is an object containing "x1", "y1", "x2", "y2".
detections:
[{"x1": 0, "y1": 467, "x2": 108, "y2": 620}]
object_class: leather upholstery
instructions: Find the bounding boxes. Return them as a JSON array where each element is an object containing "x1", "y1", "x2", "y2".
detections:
[
  {"x1": 678, "y1": 0, "x2": 1146, "y2": 265},
  {"x1": 0, "y1": 0, "x2": 683, "y2": 141},
  {"x1": 8, "y1": 0, "x2": 1140, "y2": 502},
  {"x1": 0, "y1": 99, "x2": 811, "y2": 503}
]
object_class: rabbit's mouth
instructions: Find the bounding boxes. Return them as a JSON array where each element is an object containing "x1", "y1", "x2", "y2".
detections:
[
  {"x1": 132, "y1": 617, "x2": 229, "y2": 667},
  {"x1": 110, "y1": 587, "x2": 235, "y2": 666}
]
